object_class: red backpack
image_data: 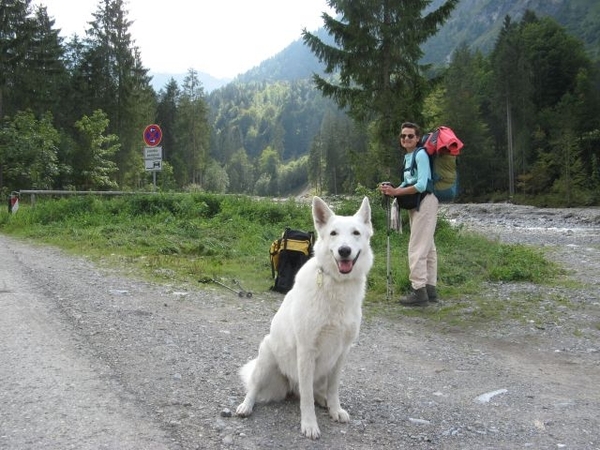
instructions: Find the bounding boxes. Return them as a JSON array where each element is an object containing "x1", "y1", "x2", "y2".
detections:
[
  {"x1": 422, "y1": 126, "x2": 463, "y2": 156},
  {"x1": 417, "y1": 126, "x2": 463, "y2": 202}
]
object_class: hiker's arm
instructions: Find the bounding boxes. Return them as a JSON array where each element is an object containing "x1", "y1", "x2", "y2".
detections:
[
  {"x1": 394, "y1": 185, "x2": 419, "y2": 196},
  {"x1": 379, "y1": 151, "x2": 430, "y2": 196},
  {"x1": 380, "y1": 184, "x2": 419, "y2": 196}
]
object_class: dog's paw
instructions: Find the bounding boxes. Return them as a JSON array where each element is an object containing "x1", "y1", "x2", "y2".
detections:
[
  {"x1": 301, "y1": 420, "x2": 321, "y2": 440},
  {"x1": 235, "y1": 402, "x2": 253, "y2": 417},
  {"x1": 329, "y1": 407, "x2": 350, "y2": 423}
]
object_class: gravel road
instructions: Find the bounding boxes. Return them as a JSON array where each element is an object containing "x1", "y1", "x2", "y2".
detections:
[{"x1": 1, "y1": 203, "x2": 599, "y2": 450}]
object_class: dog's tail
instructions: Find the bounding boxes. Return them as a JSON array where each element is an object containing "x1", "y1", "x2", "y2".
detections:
[
  {"x1": 239, "y1": 355, "x2": 290, "y2": 402},
  {"x1": 239, "y1": 358, "x2": 257, "y2": 390}
]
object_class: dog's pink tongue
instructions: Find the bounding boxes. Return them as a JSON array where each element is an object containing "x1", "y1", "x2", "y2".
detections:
[{"x1": 338, "y1": 260, "x2": 353, "y2": 274}]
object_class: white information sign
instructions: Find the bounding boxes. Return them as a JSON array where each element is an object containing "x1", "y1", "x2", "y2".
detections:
[
  {"x1": 145, "y1": 159, "x2": 162, "y2": 171},
  {"x1": 144, "y1": 146, "x2": 163, "y2": 160}
]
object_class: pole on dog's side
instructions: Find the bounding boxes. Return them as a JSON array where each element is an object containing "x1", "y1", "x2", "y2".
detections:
[{"x1": 384, "y1": 194, "x2": 393, "y2": 301}]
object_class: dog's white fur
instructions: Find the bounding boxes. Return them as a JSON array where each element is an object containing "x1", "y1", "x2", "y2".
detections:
[{"x1": 236, "y1": 196, "x2": 373, "y2": 439}]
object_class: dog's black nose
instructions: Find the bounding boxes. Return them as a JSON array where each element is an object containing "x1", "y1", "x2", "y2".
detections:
[{"x1": 338, "y1": 246, "x2": 351, "y2": 258}]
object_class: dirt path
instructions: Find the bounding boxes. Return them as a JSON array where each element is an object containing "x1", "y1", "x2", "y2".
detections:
[{"x1": 1, "y1": 203, "x2": 599, "y2": 449}]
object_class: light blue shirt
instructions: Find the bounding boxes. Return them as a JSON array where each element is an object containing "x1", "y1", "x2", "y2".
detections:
[{"x1": 400, "y1": 149, "x2": 431, "y2": 193}]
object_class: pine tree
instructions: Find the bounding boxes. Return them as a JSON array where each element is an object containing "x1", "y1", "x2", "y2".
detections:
[
  {"x1": 174, "y1": 69, "x2": 210, "y2": 188},
  {"x1": 436, "y1": 43, "x2": 500, "y2": 196},
  {"x1": 490, "y1": 15, "x2": 533, "y2": 195},
  {"x1": 14, "y1": 5, "x2": 68, "y2": 119},
  {"x1": 226, "y1": 148, "x2": 254, "y2": 194},
  {"x1": 0, "y1": 0, "x2": 33, "y2": 119},
  {"x1": 302, "y1": 0, "x2": 459, "y2": 175},
  {"x1": 82, "y1": 0, "x2": 153, "y2": 188},
  {"x1": 155, "y1": 78, "x2": 180, "y2": 169}
]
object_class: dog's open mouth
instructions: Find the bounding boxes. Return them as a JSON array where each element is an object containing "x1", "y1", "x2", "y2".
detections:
[{"x1": 337, "y1": 251, "x2": 361, "y2": 274}]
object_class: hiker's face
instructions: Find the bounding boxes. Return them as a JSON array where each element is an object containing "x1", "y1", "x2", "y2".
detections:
[{"x1": 399, "y1": 127, "x2": 418, "y2": 151}]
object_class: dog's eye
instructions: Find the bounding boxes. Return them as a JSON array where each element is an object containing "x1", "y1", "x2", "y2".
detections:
[
  {"x1": 330, "y1": 230, "x2": 337, "y2": 236},
  {"x1": 353, "y1": 230, "x2": 360, "y2": 236}
]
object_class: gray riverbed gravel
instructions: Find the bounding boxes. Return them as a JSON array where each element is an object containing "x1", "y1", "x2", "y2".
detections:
[{"x1": 1, "y1": 203, "x2": 599, "y2": 450}]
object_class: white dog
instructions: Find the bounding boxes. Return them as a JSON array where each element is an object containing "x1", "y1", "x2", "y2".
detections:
[{"x1": 236, "y1": 196, "x2": 373, "y2": 439}]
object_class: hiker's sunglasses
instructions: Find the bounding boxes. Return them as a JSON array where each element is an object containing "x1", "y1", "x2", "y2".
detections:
[{"x1": 400, "y1": 134, "x2": 415, "y2": 140}]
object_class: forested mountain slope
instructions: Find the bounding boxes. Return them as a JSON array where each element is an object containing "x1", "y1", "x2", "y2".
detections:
[{"x1": 423, "y1": 0, "x2": 600, "y2": 63}]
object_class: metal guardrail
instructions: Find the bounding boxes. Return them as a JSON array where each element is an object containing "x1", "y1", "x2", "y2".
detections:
[{"x1": 17, "y1": 190, "x2": 157, "y2": 208}]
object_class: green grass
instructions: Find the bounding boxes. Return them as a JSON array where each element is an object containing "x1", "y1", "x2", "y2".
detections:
[{"x1": 0, "y1": 192, "x2": 566, "y2": 327}]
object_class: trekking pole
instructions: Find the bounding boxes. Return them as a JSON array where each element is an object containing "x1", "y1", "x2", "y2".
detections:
[
  {"x1": 199, "y1": 277, "x2": 250, "y2": 298},
  {"x1": 232, "y1": 279, "x2": 253, "y2": 298},
  {"x1": 384, "y1": 193, "x2": 393, "y2": 301}
]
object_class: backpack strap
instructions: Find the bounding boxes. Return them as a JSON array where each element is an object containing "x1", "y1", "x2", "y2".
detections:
[
  {"x1": 406, "y1": 147, "x2": 427, "y2": 176},
  {"x1": 282, "y1": 227, "x2": 290, "y2": 250},
  {"x1": 410, "y1": 147, "x2": 421, "y2": 175},
  {"x1": 406, "y1": 147, "x2": 434, "y2": 194},
  {"x1": 270, "y1": 237, "x2": 281, "y2": 279}
]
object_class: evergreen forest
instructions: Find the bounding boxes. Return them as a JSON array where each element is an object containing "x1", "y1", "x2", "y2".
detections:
[{"x1": 1, "y1": 0, "x2": 599, "y2": 206}]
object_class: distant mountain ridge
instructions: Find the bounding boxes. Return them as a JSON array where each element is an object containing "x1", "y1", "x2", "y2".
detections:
[{"x1": 149, "y1": 71, "x2": 232, "y2": 93}]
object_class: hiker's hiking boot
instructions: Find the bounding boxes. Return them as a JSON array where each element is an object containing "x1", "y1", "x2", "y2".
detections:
[
  {"x1": 426, "y1": 284, "x2": 438, "y2": 303},
  {"x1": 399, "y1": 287, "x2": 429, "y2": 306}
]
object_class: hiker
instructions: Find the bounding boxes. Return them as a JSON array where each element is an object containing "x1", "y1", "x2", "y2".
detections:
[{"x1": 379, "y1": 121, "x2": 439, "y2": 306}]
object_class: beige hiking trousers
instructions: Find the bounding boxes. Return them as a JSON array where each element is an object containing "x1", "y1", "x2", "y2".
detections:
[{"x1": 407, "y1": 193, "x2": 439, "y2": 290}]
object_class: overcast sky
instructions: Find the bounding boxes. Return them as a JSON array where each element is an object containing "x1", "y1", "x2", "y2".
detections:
[{"x1": 33, "y1": 0, "x2": 333, "y2": 79}]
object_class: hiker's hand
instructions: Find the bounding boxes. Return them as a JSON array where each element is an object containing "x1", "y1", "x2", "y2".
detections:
[{"x1": 379, "y1": 182, "x2": 395, "y2": 196}]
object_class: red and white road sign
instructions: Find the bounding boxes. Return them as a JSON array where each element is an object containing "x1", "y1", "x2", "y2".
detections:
[{"x1": 143, "y1": 124, "x2": 163, "y2": 147}]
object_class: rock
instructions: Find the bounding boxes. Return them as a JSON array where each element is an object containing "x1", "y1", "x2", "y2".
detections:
[
  {"x1": 408, "y1": 418, "x2": 431, "y2": 425},
  {"x1": 474, "y1": 388, "x2": 508, "y2": 404}
]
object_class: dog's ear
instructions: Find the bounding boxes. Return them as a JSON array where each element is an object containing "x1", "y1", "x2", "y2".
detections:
[
  {"x1": 355, "y1": 197, "x2": 372, "y2": 230},
  {"x1": 312, "y1": 196, "x2": 334, "y2": 231}
]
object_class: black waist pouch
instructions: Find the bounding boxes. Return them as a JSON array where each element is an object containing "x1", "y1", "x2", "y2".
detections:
[{"x1": 396, "y1": 191, "x2": 428, "y2": 210}]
